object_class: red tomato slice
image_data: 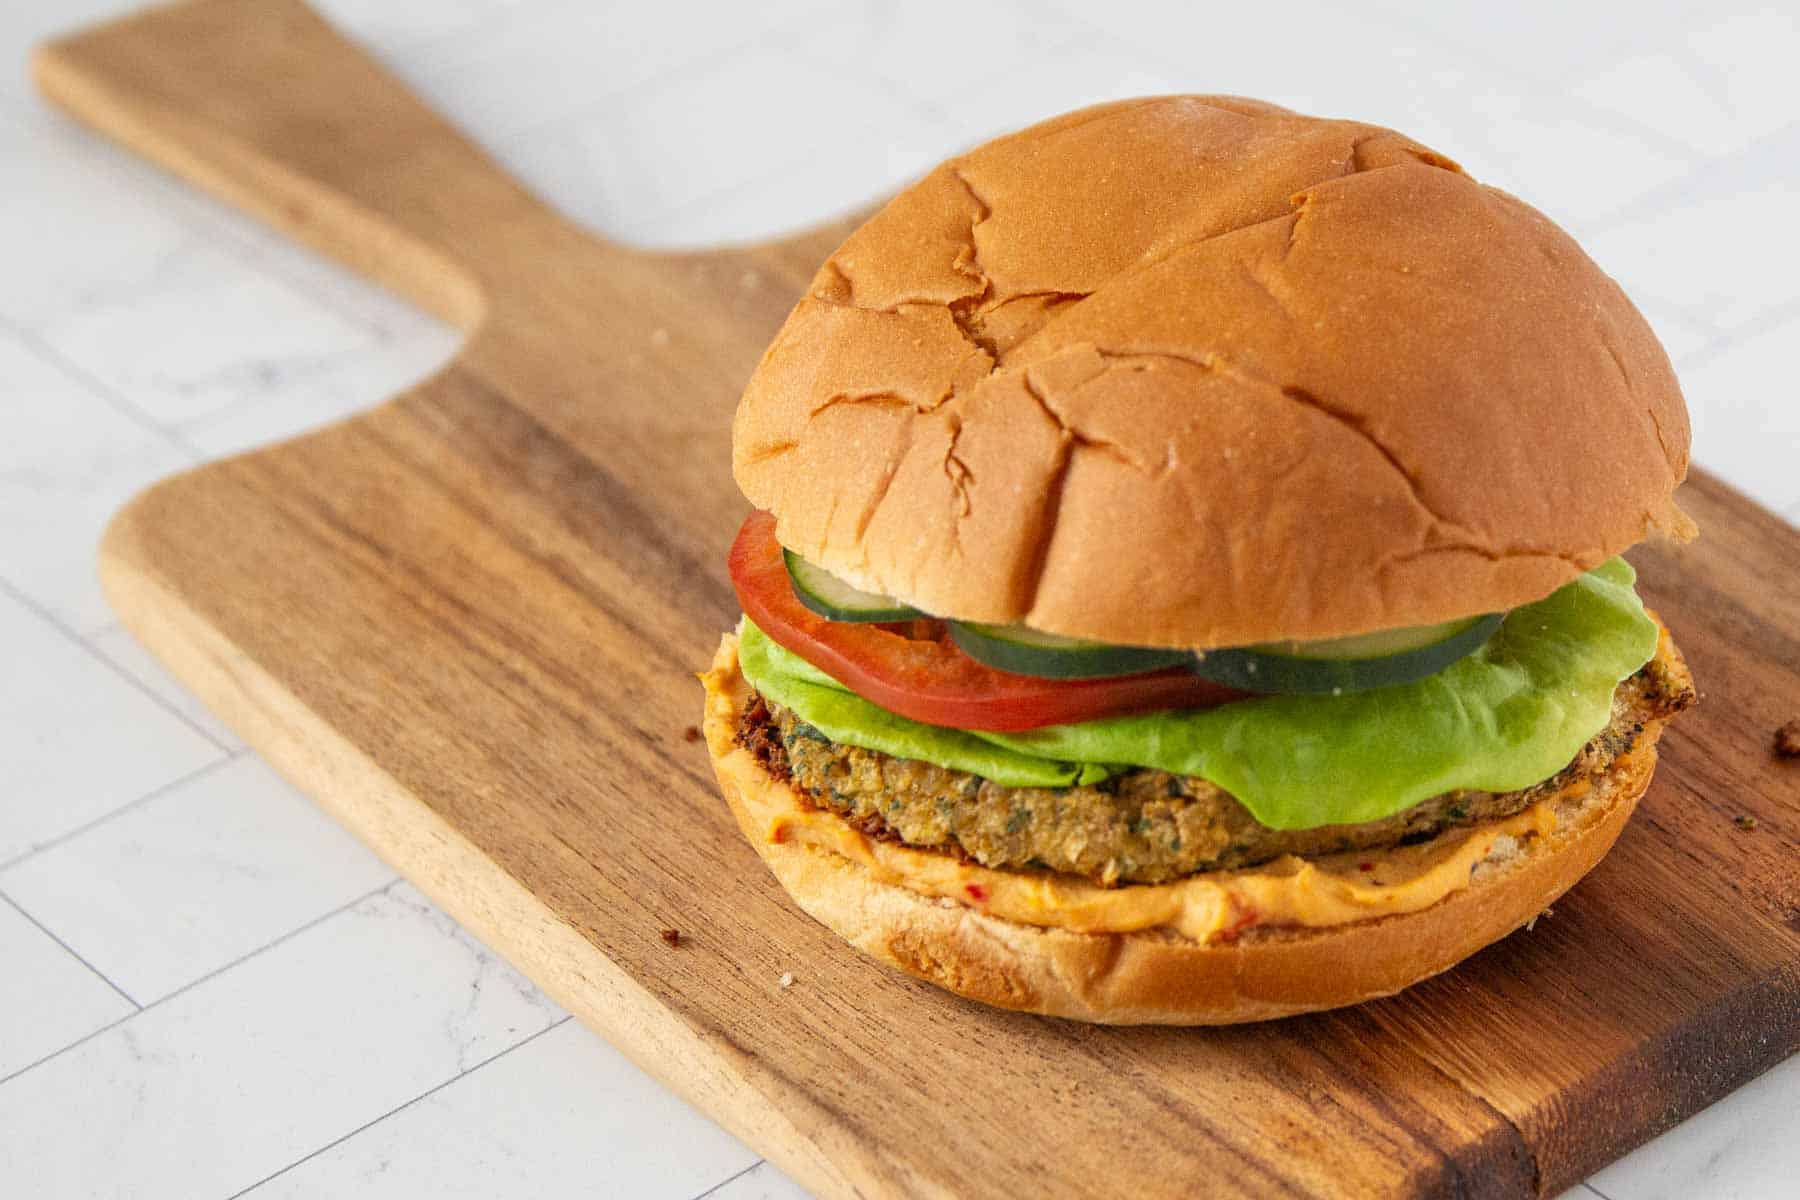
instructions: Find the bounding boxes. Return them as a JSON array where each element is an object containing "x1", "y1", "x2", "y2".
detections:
[{"x1": 727, "y1": 510, "x2": 1242, "y2": 732}]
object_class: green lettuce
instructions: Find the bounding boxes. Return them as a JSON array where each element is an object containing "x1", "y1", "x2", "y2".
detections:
[
  {"x1": 736, "y1": 558, "x2": 1658, "y2": 830},
  {"x1": 737, "y1": 623, "x2": 1113, "y2": 788}
]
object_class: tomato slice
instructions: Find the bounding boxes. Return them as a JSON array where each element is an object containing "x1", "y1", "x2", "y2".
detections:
[{"x1": 727, "y1": 510, "x2": 1243, "y2": 732}]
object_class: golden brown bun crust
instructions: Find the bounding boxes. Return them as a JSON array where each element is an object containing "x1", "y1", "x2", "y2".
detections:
[
  {"x1": 704, "y1": 629, "x2": 1687, "y2": 1024},
  {"x1": 720, "y1": 756, "x2": 1649, "y2": 1023},
  {"x1": 733, "y1": 96, "x2": 1691, "y2": 647}
]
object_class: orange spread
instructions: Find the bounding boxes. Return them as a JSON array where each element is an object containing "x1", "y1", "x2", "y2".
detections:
[{"x1": 704, "y1": 636, "x2": 1566, "y2": 944}]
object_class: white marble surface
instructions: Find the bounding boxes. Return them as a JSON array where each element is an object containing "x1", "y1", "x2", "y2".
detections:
[{"x1": 1, "y1": 2, "x2": 1794, "y2": 1197}]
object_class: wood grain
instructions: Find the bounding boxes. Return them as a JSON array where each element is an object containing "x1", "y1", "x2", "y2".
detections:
[{"x1": 37, "y1": 2, "x2": 1800, "y2": 1196}]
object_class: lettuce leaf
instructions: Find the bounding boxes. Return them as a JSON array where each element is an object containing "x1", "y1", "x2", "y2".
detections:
[
  {"x1": 737, "y1": 623, "x2": 1112, "y2": 788},
  {"x1": 736, "y1": 558, "x2": 1658, "y2": 830}
]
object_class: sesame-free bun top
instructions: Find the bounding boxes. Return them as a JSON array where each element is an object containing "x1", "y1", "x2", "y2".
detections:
[{"x1": 732, "y1": 96, "x2": 1691, "y2": 649}]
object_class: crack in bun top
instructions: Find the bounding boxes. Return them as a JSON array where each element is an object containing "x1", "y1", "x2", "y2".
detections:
[{"x1": 732, "y1": 96, "x2": 1691, "y2": 650}]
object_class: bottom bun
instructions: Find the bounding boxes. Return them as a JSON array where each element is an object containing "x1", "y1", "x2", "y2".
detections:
[{"x1": 703, "y1": 635, "x2": 1671, "y2": 1025}]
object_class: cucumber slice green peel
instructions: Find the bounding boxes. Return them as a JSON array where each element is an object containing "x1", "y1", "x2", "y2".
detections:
[
  {"x1": 948, "y1": 621, "x2": 1193, "y2": 680},
  {"x1": 1188, "y1": 613, "x2": 1505, "y2": 695},
  {"x1": 784, "y1": 549, "x2": 1505, "y2": 691},
  {"x1": 783, "y1": 550, "x2": 922, "y2": 622}
]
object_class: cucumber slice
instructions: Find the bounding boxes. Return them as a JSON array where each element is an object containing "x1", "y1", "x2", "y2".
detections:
[
  {"x1": 783, "y1": 551, "x2": 922, "y2": 622},
  {"x1": 1189, "y1": 613, "x2": 1505, "y2": 695},
  {"x1": 949, "y1": 621, "x2": 1193, "y2": 680}
]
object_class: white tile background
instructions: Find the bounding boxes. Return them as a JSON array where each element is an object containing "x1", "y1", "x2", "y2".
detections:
[{"x1": 1, "y1": 2, "x2": 1795, "y2": 1197}]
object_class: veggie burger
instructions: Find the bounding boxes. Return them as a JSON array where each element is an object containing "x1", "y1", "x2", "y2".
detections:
[{"x1": 700, "y1": 96, "x2": 1696, "y2": 1023}]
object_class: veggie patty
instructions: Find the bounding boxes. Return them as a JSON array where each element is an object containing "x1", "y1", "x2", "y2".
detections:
[{"x1": 737, "y1": 650, "x2": 1694, "y2": 886}]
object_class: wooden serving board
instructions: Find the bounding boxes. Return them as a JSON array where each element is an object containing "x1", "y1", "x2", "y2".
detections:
[{"x1": 42, "y1": 3, "x2": 1799, "y2": 1196}]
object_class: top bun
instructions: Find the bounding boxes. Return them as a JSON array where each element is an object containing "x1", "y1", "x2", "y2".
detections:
[{"x1": 732, "y1": 96, "x2": 1690, "y2": 649}]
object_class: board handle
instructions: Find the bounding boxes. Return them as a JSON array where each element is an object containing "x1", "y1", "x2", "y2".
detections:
[{"x1": 32, "y1": 0, "x2": 581, "y2": 329}]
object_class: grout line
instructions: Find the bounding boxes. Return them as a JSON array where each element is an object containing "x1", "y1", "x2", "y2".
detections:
[
  {"x1": 19, "y1": 87, "x2": 421, "y2": 346},
  {"x1": 636, "y1": 90, "x2": 976, "y2": 243},
  {"x1": 165, "y1": 324, "x2": 453, "y2": 446},
  {"x1": 1670, "y1": 299, "x2": 1800, "y2": 375},
  {"x1": 1061, "y1": 2, "x2": 1713, "y2": 234},
  {"x1": 768, "y1": 39, "x2": 973, "y2": 134},
  {"x1": 693, "y1": 1159, "x2": 767, "y2": 1200},
  {"x1": 911, "y1": 26, "x2": 1091, "y2": 123},
  {"x1": 1565, "y1": 118, "x2": 1800, "y2": 243},
  {"x1": 0, "y1": 574, "x2": 234, "y2": 757},
  {"x1": 0, "y1": 315, "x2": 201, "y2": 461},
  {"x1": 24, "y1": 0, "x2": 829, "y2": 334},
  {"x1": 1638, "y1": 302, "x2": 1731, "y2": 352},
  {"x1": 192, "y1": 213, "x2": 444, "y2": 347},
  {"x1": 1674, "y1": 44, "x2": 1737, "y2": 118},
  {"x1": 1369, "y1": 8, "x2": 1710, "y2": 167},
  {"x1": 497, "y1": 49, "x2": 722, "y2": 148},
  {"x1": 0, "y1": 878, "x2": 399, "y2": 1089},
  {"x1": 494, "y1": 1, "x2": 836, "y2": 154},
  {"x1": 225, "y1": 1013, "x2": 575, "y2": 1198},
  {"x1": 0, "y1": 755, "x2": 235, "y2": 876},
  {"x1": 0, "y1": 887, "x2": 141, "y2": 1010},
  {"x1": 362, "y1": 0, "x2": 575, "y2": 73},
  {"x1": 1653, "y1": 295, "x2": 1758, "y2": 361},
  {"x1": 643, "y1": 144, "x2": 867, "y2": 240}
]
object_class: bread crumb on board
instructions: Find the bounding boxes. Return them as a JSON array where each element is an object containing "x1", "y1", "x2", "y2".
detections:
[
  {"x1": 778, "y1": 971, "x2": 795, "y2": 989},
  {"x1": 1524, "y1": 907, "x2": 1554, "y2": 932},
  {"x1": 1774, "y1": 719, "x2": 1800, "y2": 759},
  {"x1": 681, "y1": 725, "x2": 702, "y2": 743},
  {"x1": 1733, "y1": 815, "x2": 1759, "y2": 832},
  {"x1": 659, "y1": 928, "x2": 683, "y2": 947}
]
